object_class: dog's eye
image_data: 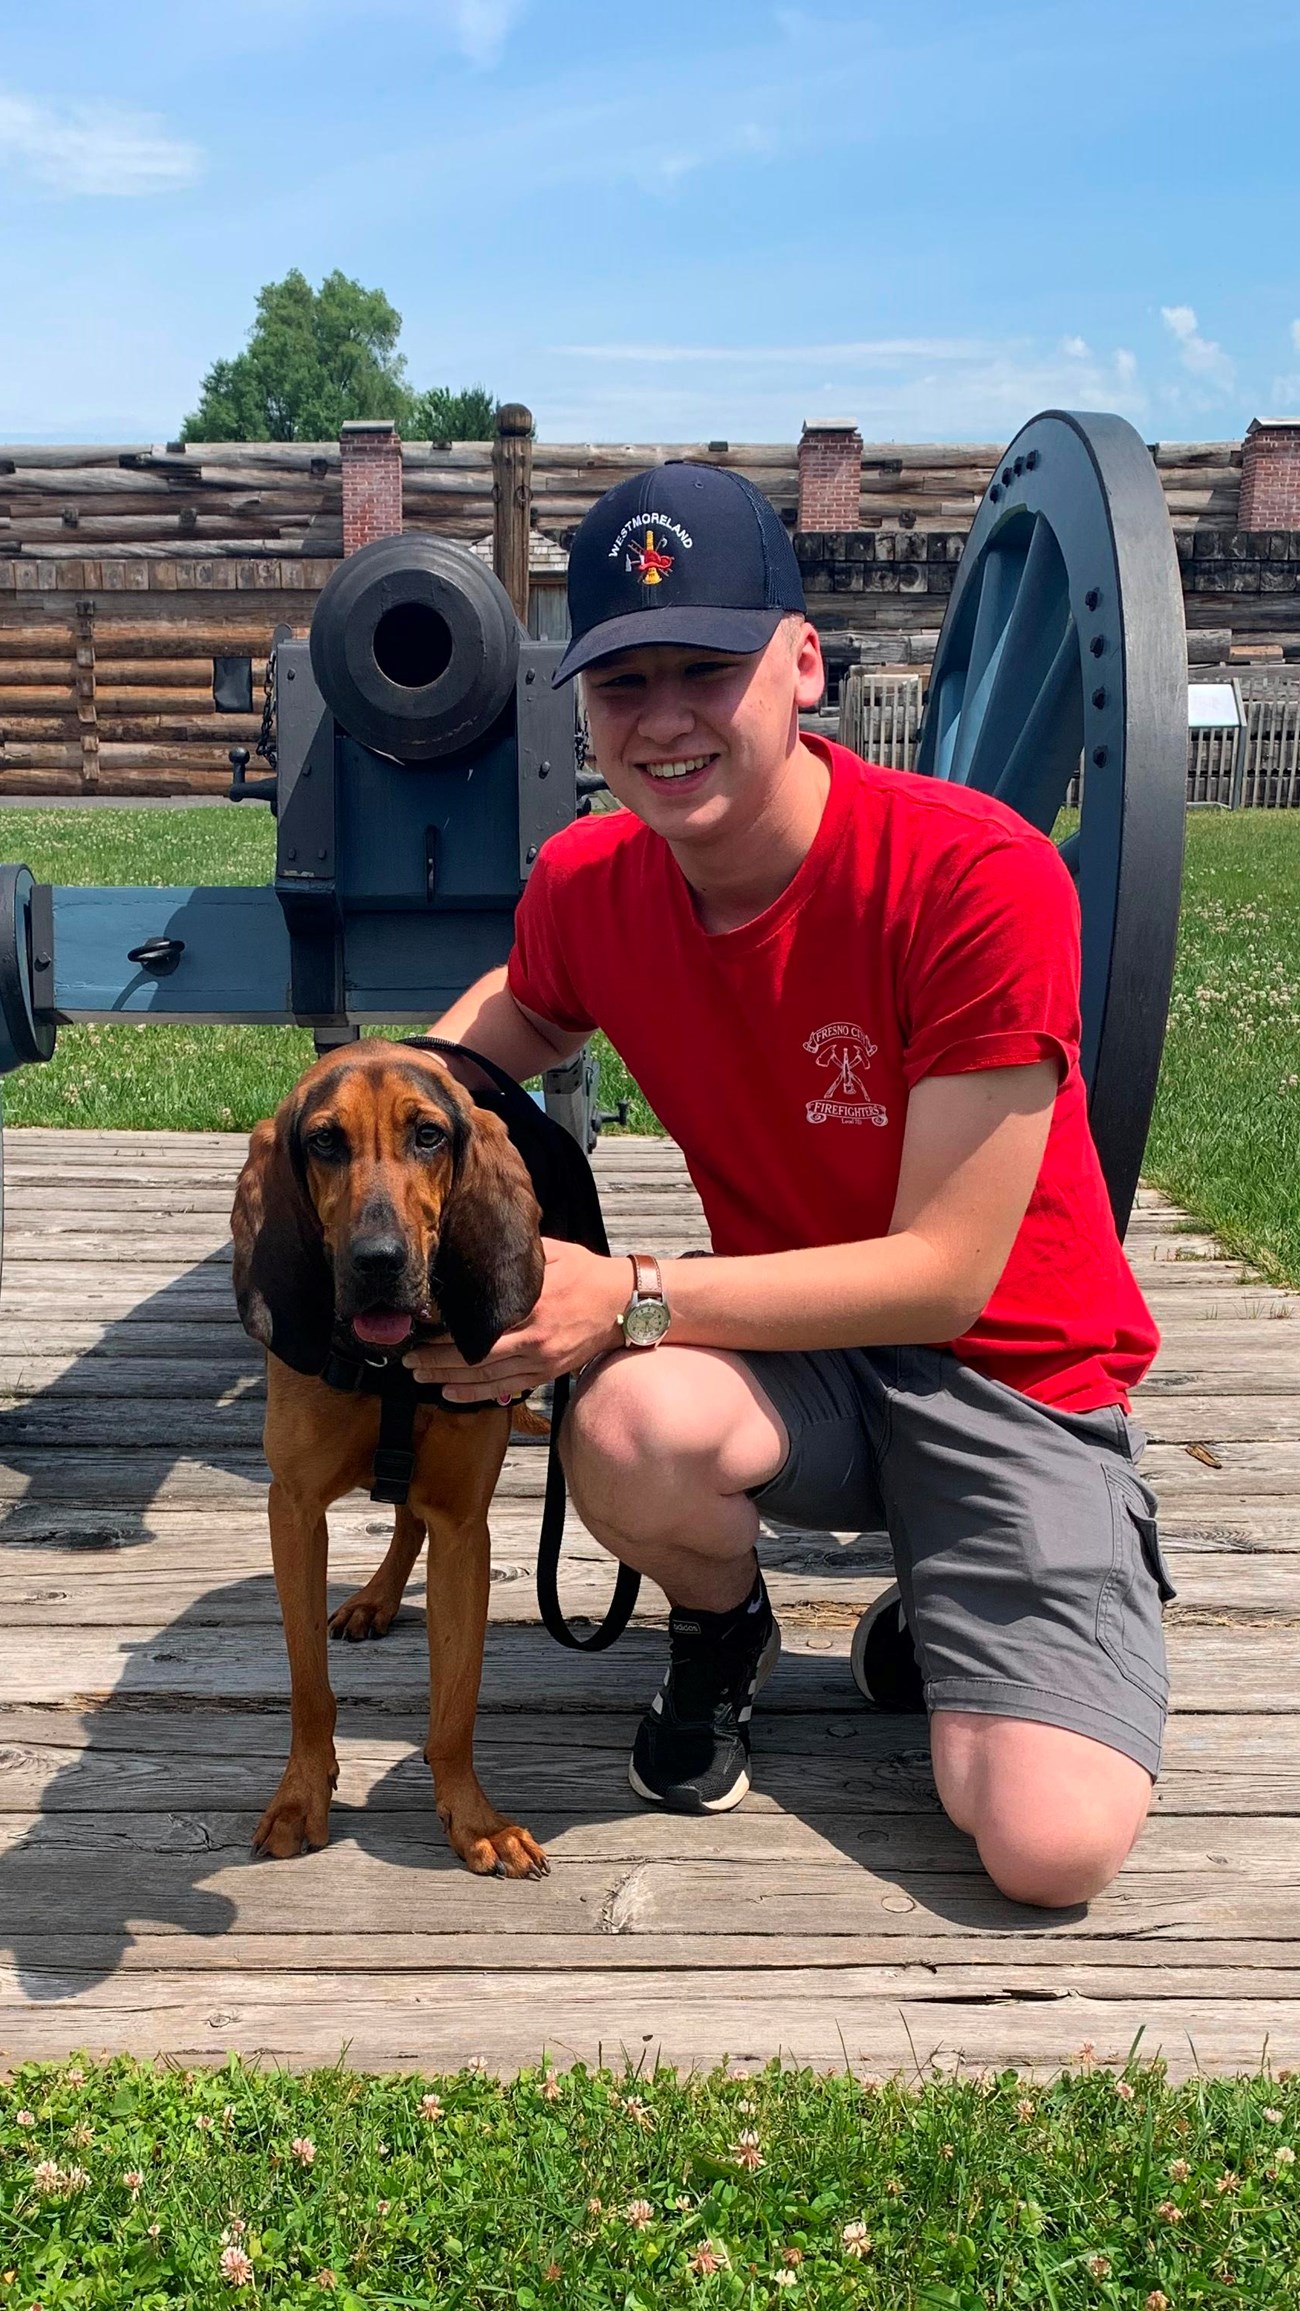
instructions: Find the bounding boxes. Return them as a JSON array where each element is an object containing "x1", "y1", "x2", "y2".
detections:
[
  {"x1": 305, "y1": 1125, "x2": 344, "y2": 1160},
  {"x1": 414, "y1": 1121, "x2": 447, "y2": 1153}
]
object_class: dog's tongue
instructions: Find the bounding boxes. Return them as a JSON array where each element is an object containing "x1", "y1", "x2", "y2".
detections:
[{"x1": 351, "y1": 1311, "x2": 413, "y2": 1347}]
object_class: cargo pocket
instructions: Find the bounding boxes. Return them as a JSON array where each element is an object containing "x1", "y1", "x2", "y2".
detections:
[{"x1": 1097, "y1": 1463, "x2": 1176, "y2": 1706}]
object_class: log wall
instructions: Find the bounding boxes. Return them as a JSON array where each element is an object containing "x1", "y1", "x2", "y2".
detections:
[{"x1": 2, "y1": 434, "x2": 1295, "y2": 797}]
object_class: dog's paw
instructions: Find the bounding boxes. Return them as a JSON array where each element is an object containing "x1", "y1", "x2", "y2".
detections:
[
  {"x1": 460, "y1": 1821, "x2": 550, "y2": 1881},
  {"x1": 438, "y1": 1797, "x2": 549, "y2": 1881},
  {"x1": 329, "y1": 1584, "x2": 402, "y2": 1641},
  {"x1": 251, "y1": 1760, "x2": 337, "y2": 1860}
]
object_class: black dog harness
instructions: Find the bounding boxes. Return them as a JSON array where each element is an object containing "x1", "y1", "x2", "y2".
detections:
[
  {"x1": 319, "y1": 1036, "x2": 640, "y2": 1653},
  {"x1": 319, "y1": 1326, "x2": 480, "y2": 1504}
]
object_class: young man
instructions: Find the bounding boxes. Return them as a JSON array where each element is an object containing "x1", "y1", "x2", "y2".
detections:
[{"x1": 412, "y1": 460, "x2": 1173, "y2": 1911}]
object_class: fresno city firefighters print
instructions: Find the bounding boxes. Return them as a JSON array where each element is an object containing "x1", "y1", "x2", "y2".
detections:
[{"x1": 803, "y1": 1021, "x2": 889, "y2": 1127}]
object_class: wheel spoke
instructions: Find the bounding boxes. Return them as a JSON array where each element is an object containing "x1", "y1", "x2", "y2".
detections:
[
  {"x1": 931, "y1": 666, "x2": 966, "y2": 781},
  {"x1": 991, "y1": 615, "x2": 1083, "y2": 832},
  {"x1": 947, "y1": 539, "x2": 1027, "y2": 786},
  {"x1": 959, "y1": 518, "x2": 1071, "y2": 795}
]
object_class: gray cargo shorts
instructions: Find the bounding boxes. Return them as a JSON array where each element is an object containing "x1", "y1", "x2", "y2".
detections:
[{"x1": 741, "y1": 1343, "x2": 1176, "y2": 1780}]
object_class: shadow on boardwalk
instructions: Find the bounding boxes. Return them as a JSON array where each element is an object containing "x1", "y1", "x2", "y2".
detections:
[
  {"x1": 0, "y1": 1251, "x2": 1067, "y2": 2007},
  {"x1": 0, "y1": 1248, "x2": 262, "y2": 1548},
  {"x1": 0, "y1": 1573, "x2": 1067, "y2": 2004}
]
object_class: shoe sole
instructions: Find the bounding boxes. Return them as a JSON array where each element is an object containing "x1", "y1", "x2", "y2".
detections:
[
  {"x1": 628, "y1": 1619, "x2": 782, "y2": 1813},
  {"x1": 850, "y1": 1582, "x2": 926, "y2": 1712}
]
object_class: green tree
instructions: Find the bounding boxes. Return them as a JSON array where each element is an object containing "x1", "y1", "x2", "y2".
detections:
[
  {"x1": 181, "y1": 270, "x2": 497, "y2": 443},
  {"x1": 411, "y1": 383, "x2": 499, "y2": 443}
]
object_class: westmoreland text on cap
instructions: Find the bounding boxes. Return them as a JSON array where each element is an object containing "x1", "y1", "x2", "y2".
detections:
[{"x1": 553, "y1": 460, "x2": 807, "y2": 684}]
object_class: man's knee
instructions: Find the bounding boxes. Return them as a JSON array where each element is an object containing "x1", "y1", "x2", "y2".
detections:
[
  {"x1": 567, "y1": 1350, "x2": 701, "y2": 1469},
  {"x1": 974, "y1": 1804, "x2": 1145, "y2": 1909},
  {"x1": 931, "y1": 1711, "x2": 1153, "y2": 1910},
  {"x1": 566, "y1": 1349, "x2": 781, "y2": 1494}
]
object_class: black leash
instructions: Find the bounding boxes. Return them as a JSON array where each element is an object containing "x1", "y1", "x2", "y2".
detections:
[
  {"x1": 320, "y1": 1037, "x2": 641, "y2": 1651},
  {"x1": 533, "y1": 1371, "x2": 642, "y2": 1651}
]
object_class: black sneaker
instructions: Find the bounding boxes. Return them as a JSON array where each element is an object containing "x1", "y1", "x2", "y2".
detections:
[
  {"x1": 849, "y1": 1583, "x2": 925, "y2": 1711},
  {"x1": 629, "y1": 1575, "x2": 781, "y2": 1813}
]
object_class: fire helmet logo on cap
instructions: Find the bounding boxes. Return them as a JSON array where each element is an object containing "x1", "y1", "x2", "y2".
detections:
[
  {"x1": 607, "y1": 510, "x2": 694, "y2": 566},
  {"x1": 626, "y1": 528, "x2": 674, "y2": 586}
]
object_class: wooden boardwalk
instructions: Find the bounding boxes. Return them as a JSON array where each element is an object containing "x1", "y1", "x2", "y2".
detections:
[{"x1": 0, "y1": 1127, "x2": 1297, "y2": 2078}]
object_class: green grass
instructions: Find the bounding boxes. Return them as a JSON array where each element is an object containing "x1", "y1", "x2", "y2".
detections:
[
  {"x1": 2, "y1": 808, "x2": 1299, "y2": 1280},
  {"x1": 1, "y1": 2053, "x2": 1297, "y2": 2307},
  {"x1": 0, "y1": 810, "x2": 658, "y2": 1138},
  {"x1": 1143, "y1": 811, "x2": 1300, "y2": 1286}
]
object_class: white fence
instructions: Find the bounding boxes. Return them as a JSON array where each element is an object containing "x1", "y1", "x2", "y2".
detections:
[{"x1": 839, "y1": 666, "x2": 1300, "y2": 806}]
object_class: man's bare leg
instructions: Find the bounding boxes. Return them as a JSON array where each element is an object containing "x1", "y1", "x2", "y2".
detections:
[
  {"x1": 931, "y1": 1712, "x2": 1154, "y2": 1908},
  {"x1": 564, "y1": 1344, "x2": 1154, "y2": 1904},
  {"x1": 563, "y1": 1344, "x2": 787, "y2": 1611}
]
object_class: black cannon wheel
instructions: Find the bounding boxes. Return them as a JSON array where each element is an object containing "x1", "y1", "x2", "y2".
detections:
[
  {"x1": 0, "y1": 862, "x2": 59, "y2": 1294},
  {"x1": 914, "y1": 410, "x2": 1186, "y2": 1234}
]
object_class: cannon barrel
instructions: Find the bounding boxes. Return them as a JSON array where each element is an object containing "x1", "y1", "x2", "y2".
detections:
[{"x1": 308, "y1": 535, "x2": 522, "y2": 763}]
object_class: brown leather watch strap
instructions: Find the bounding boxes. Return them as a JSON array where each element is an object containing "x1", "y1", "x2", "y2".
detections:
[{"x1": 630, "y1": 1252, "x2": 663, "y2": 1301}]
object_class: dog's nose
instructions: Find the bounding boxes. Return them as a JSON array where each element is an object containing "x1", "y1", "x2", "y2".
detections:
[{"x1": 351, "y1": 1233, "x2": 407, "y2": 1278}]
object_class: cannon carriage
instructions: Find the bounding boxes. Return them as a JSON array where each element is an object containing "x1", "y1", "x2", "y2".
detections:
[{"x1": 0, "y1": 408, "x2": 1187, "y2": 1246}]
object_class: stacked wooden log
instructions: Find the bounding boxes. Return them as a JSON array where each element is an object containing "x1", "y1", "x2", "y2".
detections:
[
  {"x1": 0, "y1": 434, "x2": 1267, "y2": 797},
  {"x1": 0, "y1": 614, "x2": 283, "y2": 794},
  {"x1": 0, "y1": 437, "x2": 1247, "y2": 560}
]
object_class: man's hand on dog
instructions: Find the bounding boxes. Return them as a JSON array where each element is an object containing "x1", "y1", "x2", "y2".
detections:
[{"x1": 404, "y1": 1239, "x2": 632, "y2": 1400}]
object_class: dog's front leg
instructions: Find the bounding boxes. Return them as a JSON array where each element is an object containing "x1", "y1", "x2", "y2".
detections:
[
  {"x1": 252, "y1": 1482, "x2": 339, "y2": 1858},
  {"x1": 330, "y1": 1503, "x2": 427, "y2": 1641},
  {"x1": 422, "y1": 1510, "x2": 548, "y2": 1880}
]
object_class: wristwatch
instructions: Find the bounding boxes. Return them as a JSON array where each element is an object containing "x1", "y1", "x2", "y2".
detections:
[{"x1": 616, "y1": 1252, "x2": 672, "y2": 1348}]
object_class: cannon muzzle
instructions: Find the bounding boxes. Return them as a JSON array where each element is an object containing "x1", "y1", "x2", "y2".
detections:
[{"x1": 309, "y1": 535, "x2": 522, "y2": 763}]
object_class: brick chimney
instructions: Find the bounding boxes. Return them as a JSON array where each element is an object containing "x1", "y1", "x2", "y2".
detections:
[
  {"x1": 797, "y1": 420, "x2": 863, "y2": 530},
  {"x1": 1238, "y1": 418, "x2": 1300, "y2": 529},
  {"x1": 340, "y1": 418, "x2": 403, "y2": 555}
]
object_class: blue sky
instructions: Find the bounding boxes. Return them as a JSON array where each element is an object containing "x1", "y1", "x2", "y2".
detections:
[{"x1": 1, "y1": 0, "x2": 1297, "y2": 446}]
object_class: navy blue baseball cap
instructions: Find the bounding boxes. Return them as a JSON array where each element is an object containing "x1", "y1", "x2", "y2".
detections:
[{"x1": 553, "y1": 460, "x2": 806, "y2": 684}]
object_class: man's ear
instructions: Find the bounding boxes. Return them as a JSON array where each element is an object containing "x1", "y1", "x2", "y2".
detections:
[
  {"x1": 434, "y1": 1105, "x2": 544, "y2": 1366},
  {"x1": 230, "y1": 1101, "x2": 335, "y2": 1374}
]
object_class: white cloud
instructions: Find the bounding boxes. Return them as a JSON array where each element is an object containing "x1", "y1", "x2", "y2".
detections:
[
  {"x1": 1060, "y1": 335, "x2": 1091, "y2": 359},
  {"x1": 558, "y1": 338, "x2": 1000, "y2": 365},
  {"x1": 1160, "y1": 304, "x2": 1235, "y2": 393},
  {"x1": 535, "y1": 338, "x2": 1147, "y2": 444},
  {"x1": 447, "y1": 0, "x2": 527, "y2": 66},
  {"x1": 0, "y1": 88, "x2": 201, "y2": 196}
]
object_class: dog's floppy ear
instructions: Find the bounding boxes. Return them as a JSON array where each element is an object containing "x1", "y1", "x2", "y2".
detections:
[
  {"x1": 230, "y1": 1100, "x2": 335, "y2": 1374},
  {"x1": 434, "y1": 1103, "x2": 544, "y2": 1366}
]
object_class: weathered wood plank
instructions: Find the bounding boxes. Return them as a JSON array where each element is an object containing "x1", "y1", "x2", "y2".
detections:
[
  {"x1": 0, "y1": 1621, "x2": 1295, "y2": 1711},
  {"x1": 3, "y1": 1935, "x2": 1300, "y2": 1998},
  {"x1": 2, "y1": 1702, "x2": 1294, "y2": 1762},
  {"x1": 4, "y1": 1438, "x2": 1299, "y2": 1507},
  {"x1": 0, "y1": 1967, "x2": 1291, "y2": 2075},
  {"x1": 3, "y1": 1546, "x2": 1299, "y2": 1625},
  {"x1": 1, "y1": 1823, "x2": 1300, "y2": 1945}
]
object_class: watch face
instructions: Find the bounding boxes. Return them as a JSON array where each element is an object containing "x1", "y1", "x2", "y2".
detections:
[{"x1": 623, "y1": 1296, "x2": 671, "y2": 1346}]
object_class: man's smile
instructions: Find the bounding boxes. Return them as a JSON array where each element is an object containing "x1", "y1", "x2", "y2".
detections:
[{"x1": 635, "y1": 751, "x2": 720, "y2": 786}]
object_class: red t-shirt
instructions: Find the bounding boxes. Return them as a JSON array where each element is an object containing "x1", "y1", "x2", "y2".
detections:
[{"x1": 507, "y1": 738, "x2": 1158, "y2": 1413}]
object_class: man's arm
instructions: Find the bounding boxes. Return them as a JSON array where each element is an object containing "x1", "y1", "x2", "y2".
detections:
[
  {"x1": 431, "y1": 965, "x2": 590, "y2": 1083},
  {"x1": 657, "y1": 1060, "x2": 1058, "y2": 1351},
  {"x1": 406, "y1": 1061, "x2": 1059, "y2": 1397}
]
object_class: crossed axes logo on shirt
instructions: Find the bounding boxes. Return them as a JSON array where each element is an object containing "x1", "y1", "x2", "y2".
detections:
[{"x1": 804, "y1": 1021, "x2": 889, "y2": 1127}]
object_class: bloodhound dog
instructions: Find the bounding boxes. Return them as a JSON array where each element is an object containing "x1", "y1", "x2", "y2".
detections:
[{"x1": 230, "y1": 1039, "x2": 549, "y2": 1878}]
